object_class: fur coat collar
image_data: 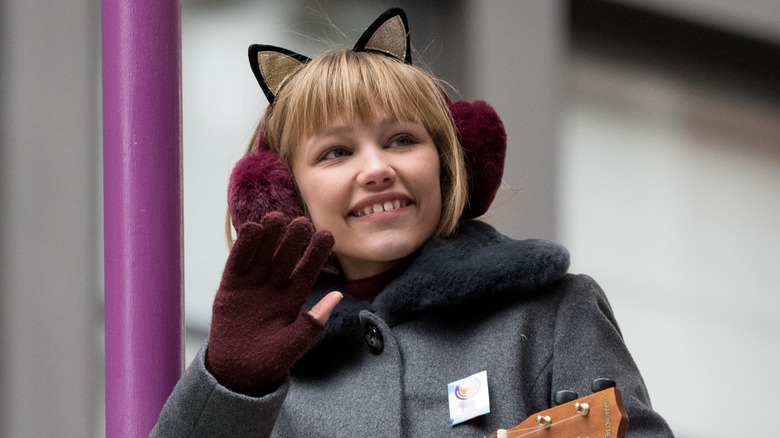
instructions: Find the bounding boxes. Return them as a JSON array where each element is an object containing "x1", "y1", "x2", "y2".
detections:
[{"x1": 304, "y1": 220, "x2": 570, "y2": 348}]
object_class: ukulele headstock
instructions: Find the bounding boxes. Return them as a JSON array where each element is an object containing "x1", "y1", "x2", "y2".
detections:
[{"x1": 485, "y1": 385, "x2": 628, "y2": 438}]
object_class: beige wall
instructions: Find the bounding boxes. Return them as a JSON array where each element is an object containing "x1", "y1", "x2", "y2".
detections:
[
  {"x1": 0, "y1": 0, "x2": 101, "y2": 436},
  {"x1": 563, "y1": 48, "x2": 780, "y2": 437}
]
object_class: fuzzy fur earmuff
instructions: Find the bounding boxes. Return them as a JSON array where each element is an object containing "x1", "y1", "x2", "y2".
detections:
[
  {"x1": 449, "y1": 99, "x2": 507, "y2": 220},
  {"x1": 228, "y1": 139, "x2": 304, "y2": 230},
  {"x1": 227, "y1": 98, "x2": 506, "y2": 231}
]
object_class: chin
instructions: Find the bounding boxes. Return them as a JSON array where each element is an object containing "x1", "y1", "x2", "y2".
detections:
[{"x1": 342, "y1": 237, "x2": 425, "y2": 264}]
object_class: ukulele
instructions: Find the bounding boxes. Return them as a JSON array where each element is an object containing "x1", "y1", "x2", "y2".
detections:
[{"x1": 483, "y1": 386, "x2": 628, "y2": 438}]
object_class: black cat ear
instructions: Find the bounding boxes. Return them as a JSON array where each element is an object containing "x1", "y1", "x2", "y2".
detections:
[
  {"x1": 249, "y1": 8, "x2": 410, "y2": 103},
  {"x1": 248, "y1": 44, "x2": 311, "y2": 105},
  {"x1": 353, "y1": 8, "x2": 411, "y2": 64}
]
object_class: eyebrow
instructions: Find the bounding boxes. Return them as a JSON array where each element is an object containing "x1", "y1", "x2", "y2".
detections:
[{"x1": 314, "y1": 118, "x2": 403, "y2": 138}]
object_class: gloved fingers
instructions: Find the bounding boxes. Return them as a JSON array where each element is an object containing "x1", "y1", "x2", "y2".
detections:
[
  {"x1": 225, "y1": 222, "x2": 265, "y2": 275},
  {"x1": 249, "y1": 212, "x2": 287, "y2": 280},
  {"x1": 289, "y1": 230, "x2": 334, "y2": 294},
  {"x1": 267, "y1": 217, "x2": 314, "y2": 286}
]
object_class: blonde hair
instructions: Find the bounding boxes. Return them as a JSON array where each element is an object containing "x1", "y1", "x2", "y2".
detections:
[{"x1": 228, "y1": 50, "x2": 468, "y2": 244}]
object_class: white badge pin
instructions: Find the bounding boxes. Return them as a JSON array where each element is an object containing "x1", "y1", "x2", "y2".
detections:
[{"x1": 447, "y1": 370, "x2": 490, "y2": 426}]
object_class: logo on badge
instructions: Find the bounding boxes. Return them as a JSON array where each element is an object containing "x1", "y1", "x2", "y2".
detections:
[
  {"x1": 448, "y1": 370, "x2": 490, "y2": 426},
  {"x1": 454, "y1": 376, "x2": 481, "y2": 400}
]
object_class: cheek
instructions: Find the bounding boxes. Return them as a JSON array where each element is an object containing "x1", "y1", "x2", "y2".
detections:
[
  {"x1": 290, "y1": 169, "x2": 316, "y2": 218},
  {"x1": 416, "y1": 153, "x2": 443, "y2": 199},
  {"x1": 293, "y1": 171, "x2": 341, "y2": 228}
]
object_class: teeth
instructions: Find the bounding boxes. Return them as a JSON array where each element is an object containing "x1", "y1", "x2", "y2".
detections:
[{"x1": 354, "y1": 200, "x2": 406, "y2": 217}]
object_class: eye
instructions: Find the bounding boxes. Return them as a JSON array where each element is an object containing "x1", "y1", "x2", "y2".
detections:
[
  {"x1": 388, "y1": 135, "x2": 417, "y2": 148},
  {"x1": 320, "y1": 147, "x2": 351, "y2": 161}
]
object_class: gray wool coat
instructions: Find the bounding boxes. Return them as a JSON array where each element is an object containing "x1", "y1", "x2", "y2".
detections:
[{"x1": 152, "y1": 220, "x2": 673, "y2": 437}]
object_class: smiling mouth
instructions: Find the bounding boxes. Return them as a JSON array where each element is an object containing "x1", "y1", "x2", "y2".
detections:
[{"x1": 351, "y1": 200, "x2": 410, "y2": 217}]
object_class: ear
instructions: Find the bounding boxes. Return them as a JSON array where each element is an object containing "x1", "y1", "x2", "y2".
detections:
[
  {"x1": 353, "y1": 8, "x2": 411, "y2": 64},
  {"x1": 248, "y1": 45, "x2": 311, "y2": 105}
]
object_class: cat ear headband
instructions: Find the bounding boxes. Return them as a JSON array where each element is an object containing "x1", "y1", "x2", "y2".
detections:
[{"x1": 229, "y1": 8, "x2": 506, "y2": 230}]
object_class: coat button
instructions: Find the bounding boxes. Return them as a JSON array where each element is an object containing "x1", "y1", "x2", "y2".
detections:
[{"x1": 363, "y1": 323, "x2": 384, "y2": 355}]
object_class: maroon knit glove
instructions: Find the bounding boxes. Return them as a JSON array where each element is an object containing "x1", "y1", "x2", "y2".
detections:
[{"x1": 206, "y1": 212, "x2": 334, "y2": 395}]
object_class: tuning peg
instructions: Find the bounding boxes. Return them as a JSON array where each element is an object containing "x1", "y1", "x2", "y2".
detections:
[
  {"x1": 536, "y1": 415, "x2": 552, "y2": 428},
  {"x1": 574, "y1": 401, "x2": 590, "y2": 416},
  {"x1": 591, "y1": 378, "x2": 617, "y2": 392},
  {"x1": 553, "y1": 390, "x2": 579, "y2": 405}
]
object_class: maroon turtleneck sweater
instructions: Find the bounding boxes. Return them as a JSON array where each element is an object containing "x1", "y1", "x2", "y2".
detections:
[{"x1": 340, "y1": 260, "x2": 410, "y2": 302}]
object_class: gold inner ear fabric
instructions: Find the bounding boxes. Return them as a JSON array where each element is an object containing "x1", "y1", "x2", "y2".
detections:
[
  {"x1": 258, "y1": 52, "x2": 305, "y2": 97},
  {"x1": 365, "y1": 15, "x2": 407, "y2": 61}
]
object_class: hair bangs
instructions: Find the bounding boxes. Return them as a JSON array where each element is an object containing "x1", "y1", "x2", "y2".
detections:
[{"x1": 274, "y1": 51, "x2": 446, "y2": 159}]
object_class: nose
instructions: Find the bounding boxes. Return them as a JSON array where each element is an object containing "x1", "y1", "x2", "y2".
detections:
[{"x1": 356, "y1": 147, "x2": 396, "y2": 189}]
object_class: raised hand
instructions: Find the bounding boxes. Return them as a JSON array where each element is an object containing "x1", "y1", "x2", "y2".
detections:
[{"x1": 206, "y1": 212, "x2": 338, "y2": 395}]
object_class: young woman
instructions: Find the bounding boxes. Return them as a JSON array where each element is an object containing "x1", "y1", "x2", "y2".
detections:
[{"x1": 152, "y1": 8, "x2": 673, "y2": 437}]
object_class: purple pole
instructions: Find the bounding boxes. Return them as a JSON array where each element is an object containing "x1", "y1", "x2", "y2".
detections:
[{"x1": 102, "y1": 0, "x2": 183, "y2": 437}]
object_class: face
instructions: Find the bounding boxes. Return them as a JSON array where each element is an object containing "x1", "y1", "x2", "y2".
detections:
[{"x1": 292, "y1": 115, "x2": 442, "y2": 280}]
